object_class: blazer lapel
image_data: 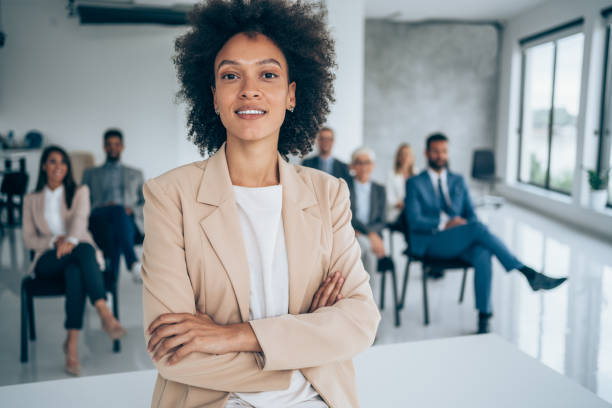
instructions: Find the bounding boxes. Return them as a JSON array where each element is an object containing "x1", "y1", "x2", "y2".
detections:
[
  {"x1": 32, "y1": 190, "x2": 52, "y2": 236},
  {"x1": 368, "y1": 184, "x2": 377, "y2": 224},
  {"x1": 279, "y1": 156, "x2": 322, "y2": 315},
  {"x1": 421, "y1": 172, "x2": 440, "y2": 210},
  {"x1": 197, "y1": 145, "x2": 251, "y2": 322}
]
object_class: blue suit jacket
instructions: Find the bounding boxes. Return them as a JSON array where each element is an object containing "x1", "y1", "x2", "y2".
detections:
[{"x1": 404, "y1": 170, "x2": 477, "y2": 256}]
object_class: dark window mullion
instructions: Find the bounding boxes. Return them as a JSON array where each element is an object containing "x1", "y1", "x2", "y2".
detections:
[
  {"x1": 545, "y1": 42, "x2": 558, "y2": 190},
  {"x1": 517, "y1": 49, "x2": 527, "y2": 182}
]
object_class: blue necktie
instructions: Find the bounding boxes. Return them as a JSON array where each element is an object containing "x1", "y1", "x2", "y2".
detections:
[{"x1": 438, "y1": 178, "x2": 455, "y2": 217}]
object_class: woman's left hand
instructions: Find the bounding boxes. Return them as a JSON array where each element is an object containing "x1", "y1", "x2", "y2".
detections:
[{"x1": 147, "y1": 312, "x2": 237, "y2": 365}]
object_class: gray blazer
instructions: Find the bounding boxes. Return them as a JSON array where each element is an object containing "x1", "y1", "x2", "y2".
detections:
[
  {"x1": 348, "y1": 178, "x2": 386, "y2": 237},
  {"x1": 81, "y1": 163, "x2": 145, "y2": 233}
]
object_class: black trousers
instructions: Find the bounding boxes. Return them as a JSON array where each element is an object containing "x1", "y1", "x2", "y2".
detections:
[{"x1": 34, "y1": 243, "x2": 107, "y2": 330}]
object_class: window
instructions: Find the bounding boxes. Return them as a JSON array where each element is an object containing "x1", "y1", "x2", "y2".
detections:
[
  {"x1": 517, "y1": 25, "x2": 585, "y2": 195},
  {"x1": 599, "y1": 9, "x2": 612, "y2": 207}
]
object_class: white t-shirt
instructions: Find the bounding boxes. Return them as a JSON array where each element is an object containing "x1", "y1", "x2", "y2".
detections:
[{"x1": 229, "y1": 184, "x2": 324, "y2": 408}]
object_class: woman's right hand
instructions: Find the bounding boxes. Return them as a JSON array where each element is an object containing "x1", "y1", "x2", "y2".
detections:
[{"x1": 309, "y1": 271, "x2": 345, "y2": 312}]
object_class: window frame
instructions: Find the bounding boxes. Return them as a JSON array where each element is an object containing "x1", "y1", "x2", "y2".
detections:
[
  {"x1": 516, "y1": 20, "x2": 585, "y2": 196},
  {"x1": 598, "y1": 9, "x2": 612, "y2": 207}
]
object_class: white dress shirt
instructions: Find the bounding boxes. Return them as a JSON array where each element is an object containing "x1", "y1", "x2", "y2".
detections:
[
  {"x1": 385, "y1": 171, "x2": 405, "y2": 222},
  {"x1": 44, "y1": 185, "x2": 78, "y2": 247},
  {"x1": 353, "y1": 179, "x2": 372, "y2": 226},
  {"x1": 426, "y1": 168, "x2": 452, "y2": 231},
  {"x1": 229, "y1": 184, "x2": 324, "y2": 408}
]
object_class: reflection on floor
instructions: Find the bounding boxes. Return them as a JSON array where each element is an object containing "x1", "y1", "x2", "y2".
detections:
[{"x1": 0, "y1": 203, "x2": 610, "y2": 404}]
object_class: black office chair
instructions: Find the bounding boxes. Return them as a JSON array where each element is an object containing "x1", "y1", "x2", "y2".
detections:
[
  {"x1": 20, "y1": 255, "x2": 121, "y2": 363},
  {"x1": 397, "y1": 214, "x2": 472, "y2": 326},
  {"x1": 376, "y1": 255, "x2": 400, "y2": 327},
  {"x1": 471, "y1": 149, "x2": 504, "y2": 208}
]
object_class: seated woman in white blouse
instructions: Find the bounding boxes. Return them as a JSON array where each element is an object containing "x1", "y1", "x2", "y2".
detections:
[
  {"x1": 386, "y1": 143, "x2": 416, "y2": 223},
  {"x1": 22, "y1": 145, "x2": 126, "y2": 376}
]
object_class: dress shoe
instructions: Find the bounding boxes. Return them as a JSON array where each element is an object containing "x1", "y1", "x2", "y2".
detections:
[
  {"x1": 428, "y1": 269, "x2": 445, "y2": 280},
  {"x1": 523, "y1": 268, "x2": 567, "y2": 291},
  {"x1": 102, "y1": 317, "x2": 127, "y2": 340},
  {"x1": 62, "y1": 341, "x2": 81, "y2": 377},
  {"x1": 477, "y1": 312, "x2": 492, "y2": 334},
  {"x1": 129, "y1": 262, "x2": 143, "y2": 284}
]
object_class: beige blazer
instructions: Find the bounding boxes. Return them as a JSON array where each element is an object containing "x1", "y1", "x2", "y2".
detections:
[
  {"x1": 22, "y1": 185, "x2": 100, "y2": 275},
  {"x1": 142, "y1": 144, "x2": 380, "y2": 408}
]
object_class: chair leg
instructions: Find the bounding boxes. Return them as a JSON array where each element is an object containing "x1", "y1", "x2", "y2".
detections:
[
  {"x1": 459, "y1": 268, "x2": 468, "y2": 304},
  {"x1": 379, "y1": 272, "x2": 386, "y2": 310},
  {"x1": 27, "y1": 294, "x2": 36, "y2": 341},
  {"x1": 422, "y1": 265, "x2": 430, "y2": 326},
  {"x1": 399, "y1": 259, "x2": 411, "y2": 309},
  {"x1": 20, "y1": 287, "x2": 29, "y2": 363},
  {"x1": 390, "y1": 267, "x2": 400, "y2": 327},
  {"x1": 111, "y1": 287, "x2": 121, "y2": 353}
]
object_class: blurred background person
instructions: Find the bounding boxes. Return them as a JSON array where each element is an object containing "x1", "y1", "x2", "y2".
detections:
[
  {"x1": 386, "y1": 143, "x2": 416, "y2": 223},
  {"x1": 405, "y1": 133, "x2": 567, "y2": 333},
  {"x1": 82, "y1": 129, "x2": 144, "y2": 283},
  {"x1": 22, "y1": 146, "x2": 126, "y2": 376},
  {"x1": 348, "y1": 147, "x2": 386, "y2": 277},
  {"x1": 301, "y1": 126, "x2": 351, "y2": 183}
]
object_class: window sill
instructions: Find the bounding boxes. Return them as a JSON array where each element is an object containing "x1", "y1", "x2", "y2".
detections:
[{"x1": 496, "y1": 182, "x2": 612, "y2": 240}]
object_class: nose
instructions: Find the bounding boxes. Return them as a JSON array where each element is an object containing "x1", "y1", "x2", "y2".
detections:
[{"x1": 240, "y1": 77, "x2": 261, "y2": 99}]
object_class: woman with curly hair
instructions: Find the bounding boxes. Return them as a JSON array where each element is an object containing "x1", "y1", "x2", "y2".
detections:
[{"x1": 143, "y1": 1, "x2": 380, "y2": 407}]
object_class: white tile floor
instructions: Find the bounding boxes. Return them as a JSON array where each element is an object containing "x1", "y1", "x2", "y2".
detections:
[{"x1": 1, "y1": 203, "x2": 611, "y2": 404}]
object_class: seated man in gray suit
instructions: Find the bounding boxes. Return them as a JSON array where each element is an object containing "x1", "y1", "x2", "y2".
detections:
[
  {"x1": 405, "y1": 133, "x2": 567, "y2": 333},
  {"x1": 301, "y1": 127, "x2": 351, "y2": 183},
  {"x1": 82, "y1": 129, "x2": 144, "y2": 283},
  {"x1": 348, "y1": 147, "x2": 386, "y2": 277}
]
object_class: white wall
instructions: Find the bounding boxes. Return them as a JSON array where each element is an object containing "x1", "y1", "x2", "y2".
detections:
[
  {"x1": 0, "y1": 0, "x2": 365, "y2": 179},
  {"x1": 495, "y1": 0, "x2": 612, "y2": 240}
]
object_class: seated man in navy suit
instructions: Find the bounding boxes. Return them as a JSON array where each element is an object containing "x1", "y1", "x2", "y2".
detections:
[
  {"x1": 405, "y1": 133, "x2": 567, "y2": 333},
  {"x1": 301, "y1": 126, "x2": 351, "y2": 184}
]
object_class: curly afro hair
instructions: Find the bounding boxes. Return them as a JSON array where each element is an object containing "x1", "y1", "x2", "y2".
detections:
[{"x1": 174, "y1": 0, "x2": 336, "y2": 158}]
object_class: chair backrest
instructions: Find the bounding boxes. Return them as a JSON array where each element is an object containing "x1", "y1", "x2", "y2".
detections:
[
  {"x1": 69, "y1": 151, "x2": 95, "y2": 185},
  {"x1": 471, "y1": 149, "x2": 496, "y2": 181}
]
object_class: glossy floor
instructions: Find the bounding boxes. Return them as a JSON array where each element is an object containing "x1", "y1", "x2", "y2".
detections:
[{"x1": 0, "y1": 203, "x2": 610, "y2": 404}]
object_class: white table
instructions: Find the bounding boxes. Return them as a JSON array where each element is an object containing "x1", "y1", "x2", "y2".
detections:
[{"x1": 0, "y1": 334, "x2": 609, "y2": 408}]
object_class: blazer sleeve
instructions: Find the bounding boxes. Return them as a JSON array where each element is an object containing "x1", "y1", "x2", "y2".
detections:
[
  {"x1": 141, "y1": 178, "x2": 291, "y2": 392},
  {"x1": 66, "y1": 186, "x2": 91, "y2": 241},
  {"x1": 22, "y1": 194, "x2": 51, "y2": 252},
  {"x1": 405, "y1": 178, "x2": 439, "y2": 233},
  {"x1": 249, "y1": 178, "x2": 381, "y2": 371}
]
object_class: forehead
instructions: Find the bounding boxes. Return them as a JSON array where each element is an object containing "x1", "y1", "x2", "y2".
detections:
[
  {"x1": 354, "y1": 153, "x2": 372, "y2": 162},
  {"x1": 105, "y1": 136, "x2": 122, "y2": 144},
  {"x1": 429, "y1": 140, "x2": 448, "y2": 149},
  {"x1": 47, "y1": 151, "x2": 64, "y2": 160},
  {"x1": 214, "y1": 33, "x2": 288, "y2": 71},
  {"x1": 319, "y1": 130, "x2": 334, "y2": 139}
]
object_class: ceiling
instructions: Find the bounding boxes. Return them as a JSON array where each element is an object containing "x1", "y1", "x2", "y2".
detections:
[{"x1": 90, "y1": 0, "x2": 552, "y2": 23}]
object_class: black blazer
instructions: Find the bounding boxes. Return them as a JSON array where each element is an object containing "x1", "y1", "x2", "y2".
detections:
[
  {"x1": 301, "y1": 155, "x2": 351, "y2": 184},
  {"x1": 348, "y1": 178, "x2": 386, "y2": 238}
]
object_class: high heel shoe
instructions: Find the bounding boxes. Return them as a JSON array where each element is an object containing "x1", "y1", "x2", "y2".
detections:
[
  {"x1": 102, "y1": 317, "x2": 127, "y2": 340},
  {"x1": 62, "y1": 341, "x2": 81, "y2": 377}
]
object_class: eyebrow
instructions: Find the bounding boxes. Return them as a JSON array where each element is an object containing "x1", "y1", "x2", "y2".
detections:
[{"x1": 216, "y1": 58, "x2": 283, "y2": 71}]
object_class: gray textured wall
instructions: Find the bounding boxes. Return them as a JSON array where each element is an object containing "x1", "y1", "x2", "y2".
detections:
[{"x1": 364, "y1": 21, "x2": 500, "y2": 183}]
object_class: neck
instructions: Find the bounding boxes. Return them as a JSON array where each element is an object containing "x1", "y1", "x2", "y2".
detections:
[
  {"x1": 429, "y1": 167, "x2": 443, "y2": 175},
  {"x1": 47, "y1": 181, "x2": 62, "y2": 190},
  {"x1": 319, "y1": 152, "x2": 331, "y2": 159},
  {"x1": 225, "y1": 137, "x2": 280, "y2": 187},
  {"x1": 355, "y1": 177, "x2": 369, "y2": 184}
]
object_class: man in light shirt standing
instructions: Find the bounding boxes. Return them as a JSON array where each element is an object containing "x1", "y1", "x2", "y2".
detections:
[{"x1": 404, "y1": 133, "x2": 567, "y2": 334}]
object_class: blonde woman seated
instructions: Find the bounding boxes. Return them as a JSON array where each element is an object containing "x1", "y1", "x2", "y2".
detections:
[
  {"x1": 386, "y1": 143, "x2": 416, "y2": 223},
  {"x1": 142, "y1": 1, "x2": 380, "y2": 407},
  {"x1": 22, "y1": 146, "x2": 126, "y2": 376}
]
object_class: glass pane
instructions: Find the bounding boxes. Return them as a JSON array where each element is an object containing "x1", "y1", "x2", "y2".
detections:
[
  {"x1": 549, "y1": 33, "x2": 584, "y2": 193},
  {"x1": 520, "y1": 43, "x2": 555, "y2": 186}
]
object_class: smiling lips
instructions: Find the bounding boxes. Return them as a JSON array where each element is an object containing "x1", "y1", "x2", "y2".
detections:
[{"x1": 235, "y1": 108, "x2": 267, "y2": 120}]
